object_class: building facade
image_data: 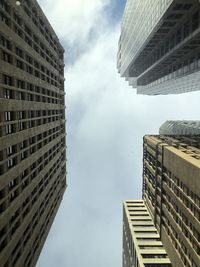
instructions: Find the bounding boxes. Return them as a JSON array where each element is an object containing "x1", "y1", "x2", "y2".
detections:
[
  {"x1": 0, "y1": 1, "x2": 66, "y2": 267},
  {"x1": 159, "y1": 120, "x2": 200, "y2": 135},
  {"x1": 117, "y1": 0, "x2": 200, "y2": 95},
  {"x1": 143, "y1": 135, "x2": 200, "y2": 267},
  {"x1": 123, "y1": 200, "x2": 171, "y2": 267}
]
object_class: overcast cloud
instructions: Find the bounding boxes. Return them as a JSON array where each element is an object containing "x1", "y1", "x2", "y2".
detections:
[{"x1": 36, "y1": 1, "x2": 200, "y2": 267}]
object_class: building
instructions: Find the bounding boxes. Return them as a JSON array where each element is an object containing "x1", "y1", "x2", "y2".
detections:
[
  {"x1": 0, "y1": 1, "x2": 66, "y2": 267},
  {"x1": 143, "y1": 135, "x2": 200, "y2": 267},
  {"x1": 159, "y1": 120, "x2": 200, "y2": 135},
  {"x1": 123, "y1": 200, "x2": 172, "y2": 267},
  {"x1": 117, "y1": 0, "x2": 200, "y2": 95}
]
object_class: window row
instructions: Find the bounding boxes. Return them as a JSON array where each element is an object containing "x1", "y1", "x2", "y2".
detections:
[
  {"x1": 1, "y1": 159, "x2": 64, "y2": 267},
  {"x1": 3, "y1": 110, "x2": 63, "y2": 122},
  {"x1": 1, "y1": 49, "x2": 63, "y2": 89},
  {"x1": 0, "y1": 6, "x2": 63, "y2": 71},
  {"x1": 135, "y1": 8, "x2": 200, "y2": 76},
  {"x1": 0, "y1": 125, "x2": 65, "y2": 174},
  {"x1": 0, "y1": 33, "x2": 63, "y2": 80},
  {"x1": 0, "y1": 112, "x2": 64, "y2": 137}
]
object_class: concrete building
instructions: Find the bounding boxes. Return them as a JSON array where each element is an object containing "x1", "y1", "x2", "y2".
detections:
[
  {"x1": 159, "y1": 120, "x2": 200, "y2": 135},
  {"x1": 123, "y1": 200, "x2": 172, "y2": 267},
  {"x1": 0, "y1": 1, "x2": 66, "y2": 267},
  {"x1": 143, "y1": 135, "x2": 200, "y2": 267},
  {"x1": 117, "y1": 0, "x2": 200, "y2": 95}
]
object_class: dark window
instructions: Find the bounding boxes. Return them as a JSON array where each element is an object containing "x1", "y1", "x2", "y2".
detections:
[
  {"x1": 14, "y1": 13, "x2": 22, "y2": 26},
  {"x1": 16, "y1": 47, "x2": 23, "y2": 58},
  {"x1": 192, "y1": 12, "x2": 199, "y2": 31},
  {"x1": 17, "y1": 80, "x2": 25, "y2": 89},
  {"x1": 0, "y1": 35, "x2": 11, "y2": 50},
  {"x1": 2, "y1": 51, "x2": 12, "y2": 63},
  {"x1": 183, "y1": 21, "x2": 190, "y2": 38},
  {"x1": 4, "y1": 75, "x2": 13, "y2": 86},
  {"x1": 0, "y1": 12, "x2": 10, "y2": 26},
  {"x1": 16, "y1": 59, "x2": 24, "y2": 70}
]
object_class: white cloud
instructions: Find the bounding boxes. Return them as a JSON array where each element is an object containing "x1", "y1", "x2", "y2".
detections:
[
  {"x1": 38, "y1": 0, "x2": 110, "y2": 47},
  {"x1": 36, "y1": 1, "x2": 200, "y2": 267}
]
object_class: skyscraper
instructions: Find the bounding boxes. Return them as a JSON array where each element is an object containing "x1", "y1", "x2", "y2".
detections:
[
  {"x1": 0, "y1": 1, "x2": 66, "y2": 267},
  {"x1": 143, "y1": 135, "x2": 200, "y2": 267},
  {"x1": 122, "y1": 135, "x2": 200, "y2": 266},
  {"x1": 159, "y1": 120, "x2": 200, "y2": 135},
  {"x1": 123, "y1": 200, "x2": 172, "y2": 267},
  {"x1": 117, "y1": 0, "x2": 200, "y2": 95}
]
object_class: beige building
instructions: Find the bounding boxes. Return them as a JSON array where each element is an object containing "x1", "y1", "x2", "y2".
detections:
[
  {"x1": 0, "y1": 0, "x2": 66, "y2": 267},
  {"x1": 143, "y1": 135, "x2": 200, "y2": 267},
  {"x1": 123, "y1": 135, "x2": 200, "y2": 267},
  {"x1": 123, "y1": 200, "x2": 171, "y2": 267}
]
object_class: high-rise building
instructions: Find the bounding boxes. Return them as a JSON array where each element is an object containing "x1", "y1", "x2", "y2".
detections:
[
  {"x1": 123, "y1": 200, "x2": 172, "y2": 267},
  {"x1": 117, "y1": 0, "x2": 200, "y2": 95},
  {"x1": 143, "y1": 135, "x2": 200, "y2": 267},
  {"x1": 159, "y1": 120, "x2": 200, "y2": 135},
  {"x1": 0, "y1": 1, "x2": 66, "y2": 267}
]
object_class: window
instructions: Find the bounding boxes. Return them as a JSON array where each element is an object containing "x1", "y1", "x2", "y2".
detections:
[
  {"x1": 16, "y1": 59, "x2": 24, "y2": 70},
  {"x1": 17, "y1": 80, "x2": 25, "y2": 89},
  {"x1": 26, "y1": 55, "x2": 33, "y2": 64},
  {"x1": 7, "y1": 146, "x2": 13, "y2": 156},
  {"x1": 7, "y1": 158, "x2": 14, "y2": 168},
  {"x1": 25, "y1": 36, "x2": 32, "y2": 46},
  {"x1": 16, "y1": 46, "x2": 23, "y2": 58},
  {"x1": 192, "y1": 12, "x2": 199, "y2": 31},
  {"x1": 4, "y1": 75, "x2": 13, "y2": 86},
  {"x1": 18, "y1": 91, "x2": 26, "y2": 100},
  {"x1": 5, "y1": 124, "x2": 12, "y2": 134},
  {"x1": 35, "y1": 70, "x2": 39, "y2": 78},
  {"x1": 8, "y1": 179, "x2": 17, "y2": 190},
  {"x1": 14, "y1": 26, "x2": 23, "y2": 38},
  {"x1": 27, "y1": 83, "x2": 34, "y2": 91},
  {"x1": 4, "y1": 111, "x2": 11, "y2": 121},
  {"x1": 0, "y1": 35, "x2": 11, "y2": 50},
  {"x1": 14, "y1": 13, "x2": 22, "y2": 26},
  {"x1": 0, "y1": 12, "x2": 10, "y2": 26},
  {"x1": 3, "y1": 88, "x2": 12, "y2": 99},
  {"x1": 26, "y1": 65, "x2": 33, "y2": 74},
  {"x1": 183, "y1": 21, "x2": 190, "y2": 38},
  {"x1": 19, "y1": 122, "x2": 26, "y2": 131}
]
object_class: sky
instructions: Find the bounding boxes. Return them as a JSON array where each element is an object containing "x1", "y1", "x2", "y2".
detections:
[{"x1": 36, "y1": 1, "x2": 200, "y2": 267}]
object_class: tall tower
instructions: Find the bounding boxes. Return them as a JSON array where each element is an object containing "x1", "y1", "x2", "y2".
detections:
[
  {"x1": 159, "y1": 120, "x2": 200, "y2": 135},
  {"x1": 123, "y1": 200, "x2": 172, "y2": 267},
  {"x1": 143, "y1": 135, "x2": 200, "y2": 267},
  {"x1": 117, "y1": 0, "x2": 200, "y2": 95},
  {"x1": 0, "y1": 1, "x2": 66, "y2": 267}
]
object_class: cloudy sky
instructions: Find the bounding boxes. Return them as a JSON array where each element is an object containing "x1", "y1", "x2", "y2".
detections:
[{"x1": 36, "y1": 1, "x2": 200, "y2": 266}]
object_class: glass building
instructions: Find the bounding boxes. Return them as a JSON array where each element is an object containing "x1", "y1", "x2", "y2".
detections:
[
  {"x1": 159, "y1": 120, "x2": 200, "y2": 135},
  {"x1": 117, "y1": 0, "x2": 200, "y2": 95}
]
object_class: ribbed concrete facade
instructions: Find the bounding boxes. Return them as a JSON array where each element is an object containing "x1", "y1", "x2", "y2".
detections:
[
  {"x1": 159, "y1": 120, "x2": 200, "y2": 135},
  {"x1": 0, "y1": 1, "x2": 66, "y2": 267},
  {"x1": 123, "y1": 200, "x2": 171, "y2": 267},
  {"x1": 117, "y1": 0, "x2": 200, "y2": 95},
  {"x1": 143, "y1": 135, "x2": 200, "y2": 267}
]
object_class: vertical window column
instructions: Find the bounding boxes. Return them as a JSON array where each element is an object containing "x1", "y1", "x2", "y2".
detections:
[{"x1": 0, "y1": 112, "x2": 6, "y2": 137}]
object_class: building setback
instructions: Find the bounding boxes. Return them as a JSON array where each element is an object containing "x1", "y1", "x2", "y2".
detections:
[
  {"x1": 143, "y1": 135, "x2": 200, "y2": 267},
  {"x1": 123, "y1": 200, "x2": 171, "y2": 267},
  {"x1": 117, "y1": 0, "x2": 200, "y2": 95},
  {"x1": 159, "y1": 120, "x2": 200, "y2": 135},
  {"x1": 0, "y1": 1, "x2": 66, "y2": 267}
]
